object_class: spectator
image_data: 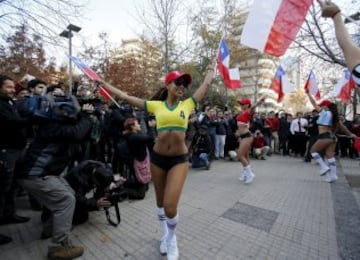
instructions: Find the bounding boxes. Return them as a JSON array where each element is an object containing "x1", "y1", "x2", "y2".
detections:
[
  {"x1": 0, "y1": 75, "x2": 30, "y2": 246},
  {"x1": 16, "y1": 96, "x2": 93, "y2": 259},
  {"x1": 190, "y1": 125, "x2": 212, "y2": 169},
  {"x1": 253, "y1": 130, "x2": 270, "y2": 160}
]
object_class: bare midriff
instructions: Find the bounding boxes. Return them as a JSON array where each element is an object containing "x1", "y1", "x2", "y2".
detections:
[
  {"x1": 237, "y1": 124, "x2": 250, "y2": 135},
  {"x1": 153, "y1": 130, "x2": 187, "y2": 156},
  {"x1": 318, "y1": 125, "x2": 332, "y2": 134}
]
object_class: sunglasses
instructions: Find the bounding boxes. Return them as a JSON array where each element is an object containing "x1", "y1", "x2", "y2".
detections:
[{"x1": 174, "y1": 78, "x2": 189, "y2": 88}]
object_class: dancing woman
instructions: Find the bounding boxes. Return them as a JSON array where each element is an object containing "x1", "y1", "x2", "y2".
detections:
[
  {"x1": 307, "y1": 94, "x2": 356, "y2": 182},
  {"x1": 236, "y1": 97, "x2": 265, "y2": 184},
  {"x1": 100, "y1": 61, "x2": 215, "y2": 259}
]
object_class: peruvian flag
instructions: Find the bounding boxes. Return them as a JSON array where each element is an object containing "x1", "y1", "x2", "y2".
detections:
[
  {"x1": 240, "y1": 0, "x2": 313, "y2": 57},
  {"x1": 333, "y1": 70, "x2": 355, "y2": 104},
  {"x1": 304, "y1": 70, "x2": 321, "y2": 99},
  {"x1": 217, "y1": 38, "x2": 241, "y2": 89},
  {"x1": 269, "y1": 65, "x2": 293, "y2": 102}
]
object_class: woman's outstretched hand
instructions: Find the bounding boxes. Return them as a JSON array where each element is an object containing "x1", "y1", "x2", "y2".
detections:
[{"x1": 317, "y1": 0, "x2": 341, "y2": 18}]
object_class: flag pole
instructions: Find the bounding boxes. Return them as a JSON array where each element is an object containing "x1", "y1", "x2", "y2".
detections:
[{"x1": 96, "y1": 83, "x2": 121, "y2": 109}]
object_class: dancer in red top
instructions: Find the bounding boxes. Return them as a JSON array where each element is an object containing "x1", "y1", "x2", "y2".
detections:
[{"x1": 236, "y1": 97, "x2": 265, "y2": 184}]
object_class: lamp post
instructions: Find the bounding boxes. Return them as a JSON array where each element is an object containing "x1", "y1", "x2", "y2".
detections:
[{"x1": 60, "y1": 24, "x2": 81, "y2": 94}]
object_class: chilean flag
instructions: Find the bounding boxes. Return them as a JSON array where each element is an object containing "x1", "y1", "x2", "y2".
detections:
[
  {"x1": 304, "y1": 70, "x2": 321, "y2": 100},
  {"x1": 69, "y1": 55, "x2": 101, "y2": 81},
  {"x1": 333, "y1": 70, "x2": 355, "y2": 104},
  {"x1": 217, "y1": 38, "x2": 241, "y2": 89},
  {"x1": 241, "y1": 0, "x2": 313, "y2": 57},
  {"x1": 69, "y1": 55, "x2": 112, "y2": 101},
  {"x1": 269, "y1": 65, "x2": 293, "y2": 103}
]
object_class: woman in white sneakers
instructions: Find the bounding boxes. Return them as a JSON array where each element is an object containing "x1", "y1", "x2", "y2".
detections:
[
  {"x1": 307, "y1": 95, "x2": 356, "y2": 182},
  {"x1": 236, "y1": 97, "x2": 265, "y2": 184},
  {"x1": 100, "y1": 61, "x2": 215, "y2": 260}
]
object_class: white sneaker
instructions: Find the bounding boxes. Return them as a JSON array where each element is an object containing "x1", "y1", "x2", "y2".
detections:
[
  {"x1": 244, "y1": 171, "x2": 255, "y2": 184},
  {"x1": 320, "y1": 167, "x2": 330, "y2": 176},
  {"x1": 167, "y1": 235, "x2": 179, "y2": 260},
  {"x1": 239, "y1": 171, "x2": 246, "y2": 181},
  {"x1": 160, "y1": 236, "x2": 167, "y2": 255},
  {"x1": 325, "y1": 172, "x2": 338, "y2": 183}
]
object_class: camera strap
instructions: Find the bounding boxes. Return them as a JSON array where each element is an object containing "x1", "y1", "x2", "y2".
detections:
[{"x1": 105, "y1": 202, "x2": 121, "y2": 227}]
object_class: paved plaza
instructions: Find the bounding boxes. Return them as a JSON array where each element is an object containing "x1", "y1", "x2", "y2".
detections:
[{"x1": 0, "y1": 155, "x2": 359, "y2": 260}]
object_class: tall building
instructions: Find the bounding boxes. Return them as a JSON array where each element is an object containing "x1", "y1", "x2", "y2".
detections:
[{"x1": 227, "y1": 5, "x2": 281, "y2": 111}]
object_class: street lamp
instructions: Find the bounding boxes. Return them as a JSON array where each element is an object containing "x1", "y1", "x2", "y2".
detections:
[{"x1": 60, "y1": 24, "x2": 81, "y2": 94}]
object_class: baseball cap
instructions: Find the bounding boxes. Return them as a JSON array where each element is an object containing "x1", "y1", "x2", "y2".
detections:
[
  {"x1": 318, "y1": 100, "x2": 332, "y2": 107},
  {"x1": 165, "y1": 71, "x2": 192, "y2": 85},
  {"x1": 237, "y1": 98, "x2": 251, "y2": 105}
]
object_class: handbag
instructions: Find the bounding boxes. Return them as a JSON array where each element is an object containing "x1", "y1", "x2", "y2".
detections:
[{"x1": 133, "y1": 148, "x2": 151, "y2": 184}]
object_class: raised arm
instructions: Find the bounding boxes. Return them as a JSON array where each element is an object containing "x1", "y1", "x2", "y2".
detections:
[
  {"x1": 307, "y1": 93, "x2": 320, "y2": 112},
  {"x1": 100, "y1": 81, "x2": 145, "y2": 109},
  {"x1": 317, "y1": 0, "x2": 360, "y2": 71},
  {"x1": 192, "y1": 59, "x2": 216, "y2": 102}
]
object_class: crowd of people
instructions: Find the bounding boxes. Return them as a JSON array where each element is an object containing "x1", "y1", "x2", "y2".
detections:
[{"x1": 0, "y1": 1, "x2": 360, "y2": 260}]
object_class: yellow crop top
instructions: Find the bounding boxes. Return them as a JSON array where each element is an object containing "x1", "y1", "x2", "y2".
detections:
[{"x1": 144, "y1": 97, "x2": 196, "y2": 132}]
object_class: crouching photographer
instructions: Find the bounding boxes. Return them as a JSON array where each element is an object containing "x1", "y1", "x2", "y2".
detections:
[
  {"x1": 15, "y1": 94, "x2": 94, "y2": 260},
  {"x1": 63, "y1": 160, "x2": 126, "y2": 226}
]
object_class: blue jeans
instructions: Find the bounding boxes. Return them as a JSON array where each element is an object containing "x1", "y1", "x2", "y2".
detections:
[{"x1": 191, "y1": 153, "x2": 209, "y2": 168}]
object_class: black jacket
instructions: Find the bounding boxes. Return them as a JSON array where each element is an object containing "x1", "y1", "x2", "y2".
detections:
[
  {"x1": 15, "y1": 113, "x2": 93, "y2": 178},
  {"x1": 0, "y1": 94, "x2": 29, "y2": 149}
]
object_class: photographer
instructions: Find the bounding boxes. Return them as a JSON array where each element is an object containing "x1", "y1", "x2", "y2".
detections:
[
  {"x1": 64, "y1": 160, "x2": 125, "y2": 225},
  {"x1": 15, "y1": 95, "x2": 93, "y2": 260},
  {"x1": 253, "y1": 130, "x2": 270, "y2": 160}
]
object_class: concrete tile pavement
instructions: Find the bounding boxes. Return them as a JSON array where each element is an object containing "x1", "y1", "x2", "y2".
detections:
[{"x1": 0, "y1": 155, "x2": 359, "y2": 259}]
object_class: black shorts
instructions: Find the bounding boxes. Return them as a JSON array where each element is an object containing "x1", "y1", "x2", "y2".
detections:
[
  {"x1": 151, "y1": 151, "x2": 189, "y2": 171},
  {"x1": 240, "y1": 132, "x2": 252, "y2": 139},
  {"x1": 318, "y1": 132, "x2": 336, "y2": 141}
]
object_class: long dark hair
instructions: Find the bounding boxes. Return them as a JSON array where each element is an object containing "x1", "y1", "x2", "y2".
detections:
[
  {"x1": 329, "y1": 103, "x2": 339, "y2": 131},
  {"x1": 0, "y1": 75, "x2": 13, "y2": 88},
  {"x1": 150, "y1": 87, "x2": 168, "y2": 101}
]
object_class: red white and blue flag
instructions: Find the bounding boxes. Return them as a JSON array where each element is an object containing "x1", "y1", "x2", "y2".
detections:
[
  {"x1": 241, "y1": 0, "x2": 312, "y2": 57},
  {"x1": 217, "y1": 38, "x2": 241, "y2": 90},
  {"x1": 269, "y1": 65, "x2": 293, "y2": 102},
  {"x1": 304, "y1": 70, "x2": 321, "y2": 100},
  {"x1": 69, "y1": 55, "x2": 113, "y2": 102},
  {"x1": 333, "y1": 70, "x2": 355, "y2": 104},
  {"x1": 69, "y1": 55, "x2": 101, "y2": 81}
]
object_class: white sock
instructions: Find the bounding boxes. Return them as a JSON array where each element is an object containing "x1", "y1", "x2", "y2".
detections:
[
  {"x1": 157, "y1": 207, "x2": 168, "y2": 238},
  {"x1": 311, "y1": 153, "x2": 328, "y2": 170},
  {"x1": 166, "y1": 214, "x2": 179, "y2": 241},
  {"x1": 328, "y1": 157, "x2": 337, "y2": 177}
]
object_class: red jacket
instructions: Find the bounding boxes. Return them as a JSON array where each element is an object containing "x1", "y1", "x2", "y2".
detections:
[{"x1": 253, "y1": 135, "x2": 266, "y2": 148}]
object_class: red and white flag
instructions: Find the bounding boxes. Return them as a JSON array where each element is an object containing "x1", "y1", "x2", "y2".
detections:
[
  {"x1": 240, "y1": 0, "x2": 312, "y2": 57},
  {"x1": 304, "y1": 70, "x2": 321, "y2": 100},
  {"x1": 333, "y1": 70, "x2": 355, "y2": 104},
  {"x1": 217, "y1": 38, "x2": 241, "y2": 89}
]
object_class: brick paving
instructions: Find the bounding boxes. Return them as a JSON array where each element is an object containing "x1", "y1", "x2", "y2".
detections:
[{"x1": 0, "y1": 155, "x2": 359, "y2": 260}]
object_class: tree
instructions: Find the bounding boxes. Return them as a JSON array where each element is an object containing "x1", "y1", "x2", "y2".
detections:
[
  {"x1": 0, "y1": 25, "x2": 57, "y2": 83},
  {"x1": 0, "y1": 0, "x2": 85, "y2": 46}
]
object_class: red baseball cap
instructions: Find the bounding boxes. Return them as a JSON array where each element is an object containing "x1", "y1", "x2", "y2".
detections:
[
  {"x1": 237, "y1": 98, "x2": 251, "y2": 105},
  {"x1": 318, "y1": 99, "x2": 332, "y2": 107},
  {"x1": 165, "y1": 71, "x2": 192, "y2": 85}
]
